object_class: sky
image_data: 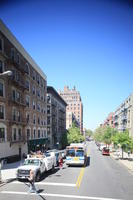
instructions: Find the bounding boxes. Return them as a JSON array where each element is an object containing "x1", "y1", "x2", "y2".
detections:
[{"x1": 0, "y1": 0, "x2": 133, "y2": 131}]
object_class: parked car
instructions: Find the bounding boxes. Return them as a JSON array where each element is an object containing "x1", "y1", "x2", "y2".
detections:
[
  {"x1": 17, "y1": 152, "x2": 56, "y2": 182},
  {"x1": 99, "y1": 144, "x2": 106, "y2": 151},
  {"x1": 102, "y1": 147, "x2": 110, "y2": 156}
]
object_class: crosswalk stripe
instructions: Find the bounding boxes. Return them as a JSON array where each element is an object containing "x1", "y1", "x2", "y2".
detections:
[
  {"x1": 12, "y1": 181, "x2": 76, "y2": 187},
  {"x1": 0, "y1": 191, "x2": 123, "y2": 200}
]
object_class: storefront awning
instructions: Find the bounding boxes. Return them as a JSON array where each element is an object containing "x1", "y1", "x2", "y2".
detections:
[{"x1": 28, "y1": 138, "x2": 48, "y2": 146}]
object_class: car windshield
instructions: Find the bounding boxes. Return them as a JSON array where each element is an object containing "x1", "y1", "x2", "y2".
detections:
[
  {"x1": 75, "y1": 150, "x2": 84, "y2": 157},
  {"x1": 66, "y1": 149, "x2": 75, "y2": 157},
  {"x1": 23, "y1": 159, "x2": 40, "y2": 166}
]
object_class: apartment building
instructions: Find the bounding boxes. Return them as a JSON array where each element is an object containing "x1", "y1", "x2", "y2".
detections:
[
  {"x1": 114, "y1": 93, "x2": 133, "y2": 137},
  {"x1": 0, "y1": 20, "x2": 47, "y2": 160},
  {"x1": 66, "y1": 111, "x2": 79, "y2": 129},
  {"x1": 103, "y1": 112, "x2": 114, "y2": 127},
  {"x1": 47, "y1": 86, "x2": 67, "y2": 149},
  {"x1": 59, "y1": 86, "x2": 83, "y2": 133}
]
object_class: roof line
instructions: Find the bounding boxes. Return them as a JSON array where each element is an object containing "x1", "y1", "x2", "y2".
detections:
[{"x1": 0, "y1": 19, "x2": 47, "y2": 80}]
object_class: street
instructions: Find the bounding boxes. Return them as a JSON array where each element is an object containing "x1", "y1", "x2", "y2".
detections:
[{"x1": 0, "y1": 142, "x2": 133, "y2": 200}]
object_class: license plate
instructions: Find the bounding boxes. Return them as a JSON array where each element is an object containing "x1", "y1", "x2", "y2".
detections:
[{"x1": 74, "y1": 157, "x2": 79, "y2": 161}]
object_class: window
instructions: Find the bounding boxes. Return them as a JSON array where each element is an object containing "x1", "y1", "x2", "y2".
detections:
[
  {"x1": 12, "y1": 90, "x2": 15, "y2": 101},
  {"x1": 32, "y1": 85, "x2": 36, "y2": 95},
  {"x1": 18, "y1": 128, "x2": 22, "y2": 140},
  {"x1": 26, "y1": 129, "x2": 30, "y2": 140},
  {"x1": 17, "y1": 110, "x2": 20, "y2": 122},
  {"x1": 36, "y1": 74, "x2": 40, "y2": 85},
  {"x1": 0, "y1": 105, "x2": 4, "y2": 119},
  {"x1": 41, "y1": 79, "x2": 43, "y2": 87},
  {"x1": 16, "y1": 91, "x2": 20, "y2": 102},
  {"x1": 37, "y1": 102, "x2": 40, "y2": 112},
  {"x1": 38, "y1": 129, "x2": 40, "y2": 138},
  {"x1": 26, "y1": 96, "x2": 30, "y2": 107},
  {"x1": 33, "y1": 100, "x2": 36, "y2": 110},
  {"x1": 41, "y1": 130, "x2": 43, "y2": 137},
  {"x1": 0, "y1": 38, "x2": 3, "y2": 51},
  {"x1": 38, "y1": 117, "x2": 40, "y2": 125},
  {"x1": 33, "y1": 129, "x2": 36, "y2": 138},
  {"x1": 13, "y1": 128, "x2": 17, "y2": 141},
  {"x1": 26, "y1": 113, "x2": 30, "y2": 123},
  {"x1": 16, "y1": 53, "x2": 20, "y2": 64},
  {"x1": 47, "y1": 127, "x2": 50, "y2": 134},
  {"x1": 12, "y1": 108, "x2": 16, "y2": 121},
  {"x1": 47, "y1": 95, "x2": 51, "y2": 103},
  {"x1": 25, "y1": 80, "x2": 30, "y2": 91},
  {"x1": 41, "y1": 91, "x2": 44, "y2": 100},
  {"x1": 47, "y1": 105, "x2": 50, "y2": 114},
  {"x1": 0, "y1": 82, "x2": 4, "y2": 97},
  {"x1": 32, "y1": 70, "x2": 36, "y2": 80},
  {"x1": 33, "y1": 114, "x2": 36, "y2": 124},
  {"x1": 41, "y1": 119, "x2": 43, "y2": 125},
  {"x1": 25, "y1": 63, "x2": 30, "y2": 75},
  {"x1": 0, "y1": 128, "x2": 5, "y2": 142},
  {"x1": 47, "y1": 116, "x2": 50, "y2": 125},
  {"x1": 11, "y1": 48, "x2": 15, "y2": 61},
  {"x1": 0, "y1": 60, "x2": 4, "y2": 73},
  {"x1": 44, "y1": 129, "x2": 47, "y2": 138},
  {"x1": 16, "y1": 71, "x2": 20, "y2": 82},
  {"x1": 37, "y1": 89, "x2": 40, "y2": 98}
]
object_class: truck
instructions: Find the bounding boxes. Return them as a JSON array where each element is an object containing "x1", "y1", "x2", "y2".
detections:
[{"x1": 17, "y1": 152, "x2": 56, "y2": 182}]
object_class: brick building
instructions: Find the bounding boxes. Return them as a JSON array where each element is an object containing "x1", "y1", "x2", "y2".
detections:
[
  {"x1": 0, "y1": 20, "x2": 47, "y2": 160},
  {"x1": 114, "y1": 93, "x2": 133, "y2": 137},
  {"x1": 47, "y1": 86, "x2": 67, "y2": 149},
  {"x1": 59, "y1": 86, "x2": 83, "y2": 133}
]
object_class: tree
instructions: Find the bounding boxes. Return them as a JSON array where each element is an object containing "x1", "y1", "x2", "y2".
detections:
[
  {"x1": 85, "y1": 129, "x2": 93, "y2": 137},
  {"x1": 60, "y1": 132, "x2": 68, "y2": 149},
  {"x1": 67, "y1": 123, "x2": 85, "y2": 144},
  {"x1": 112, "y1": 130, "x2": 133, "y2": 159},
  {"x1": 102, "y1": 126, "x2": 117, "y2": 146},
  {"x1": 93, "y1": 126, "x2": 105, "y2": 142}
]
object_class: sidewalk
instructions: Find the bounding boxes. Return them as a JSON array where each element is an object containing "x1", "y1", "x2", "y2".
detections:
[
  {"x1": 110, "y1": 151, "x2": 133, "y2": 173},
  {"x1": 0, "y1": 159, "x2": 24, "y2": 186}
]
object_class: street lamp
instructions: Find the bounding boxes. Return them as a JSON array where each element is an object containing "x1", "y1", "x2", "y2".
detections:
[{"x1": 0, "y1": 70, "x2": 12, "y2": 77}]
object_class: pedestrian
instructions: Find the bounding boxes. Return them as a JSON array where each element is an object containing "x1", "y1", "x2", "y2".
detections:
[
  {"x1": 59, "y1": 154, "x2": 63, "y2": 169},
  {"x1": 128, "y1": 150, "x2": 130, "y2": 158},
  {"x1": 28, "y1": 169, "x2": 38, "y2": 193}
]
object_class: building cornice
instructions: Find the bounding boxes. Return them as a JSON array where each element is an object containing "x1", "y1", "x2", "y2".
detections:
[{"x1": 0, "y1": 19, "x2": 47, "y2": 80}]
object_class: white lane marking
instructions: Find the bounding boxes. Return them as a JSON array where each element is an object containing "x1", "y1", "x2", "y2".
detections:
[
  {"x1": 0, "y1": 191, "x2": 123, "y2": 200},
  {"x1": 13, "y1": 181, "x2": 76, "y2": 187}
]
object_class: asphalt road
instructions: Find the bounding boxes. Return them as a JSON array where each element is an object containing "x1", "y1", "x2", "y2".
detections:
[{"x1": 0, "y1": 141, "x2": 133, "y2": 200}]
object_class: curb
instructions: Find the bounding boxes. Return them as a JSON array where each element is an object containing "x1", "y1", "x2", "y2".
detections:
[
  {"x1": 0, "y1": 178, "x2": 17, "y2": 187},
  {"x1": 110, "y1": 153, "x2": 133, "y2": 174}
]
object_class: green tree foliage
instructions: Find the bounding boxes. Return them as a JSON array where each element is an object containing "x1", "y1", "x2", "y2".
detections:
[
  {"x1": 93, "y1": 126, "x2": 118, "y2": 146},
  {"x1": 112, "y1": 130, "x2": 133, "y2": 158},
  {"x1": 102, "y1": 126, "x2": 117, "y2": 146},
  {"x1": 60, "y1": 132, "x2": 68, "y2": 149},
  {"x1": 67, "y1": 123, "x2": 85, "y2": 144},
  {"x1": 85, "y1": 129, "x2": 93, "y2": 137},
  {"x1": 93, "y1": 126, "x2": 105, "y2": 142}
]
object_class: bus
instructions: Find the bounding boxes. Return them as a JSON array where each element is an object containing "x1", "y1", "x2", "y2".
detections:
[{"x1": 66, "y1": 143, "x2": 87, "y2": 166}]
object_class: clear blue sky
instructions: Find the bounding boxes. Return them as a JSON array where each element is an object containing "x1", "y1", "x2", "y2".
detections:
[{"x1": 0, "y1": 0, "x2": 133, "y2": 131}]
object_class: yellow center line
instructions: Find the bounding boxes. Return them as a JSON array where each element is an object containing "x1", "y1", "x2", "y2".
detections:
[
  {"x1": 76, "y1": 168, "x2": 85, "y2": 188},
  {"x1": 76, "y1": 148, "x2": 90, "y2": 188}
]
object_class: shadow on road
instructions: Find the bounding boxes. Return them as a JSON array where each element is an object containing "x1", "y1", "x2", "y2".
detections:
[{"x1": 85, "y1": 156, "x2": 90, "y2": 167}]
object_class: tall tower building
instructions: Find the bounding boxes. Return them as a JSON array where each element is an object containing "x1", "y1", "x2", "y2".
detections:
[{"x1": 59, "y1": 86, "x2": 83, "y2": 133}]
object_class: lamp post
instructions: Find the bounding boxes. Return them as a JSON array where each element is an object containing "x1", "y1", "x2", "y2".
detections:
[{"x1": 0, "y1": 70, "x2": 12, "y2": 77}]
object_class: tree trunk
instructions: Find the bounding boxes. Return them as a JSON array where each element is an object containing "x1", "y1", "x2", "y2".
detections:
[{"x1": 122, "y1": 148, "x2": 124, "y2": 159}]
